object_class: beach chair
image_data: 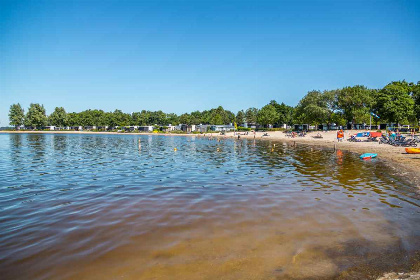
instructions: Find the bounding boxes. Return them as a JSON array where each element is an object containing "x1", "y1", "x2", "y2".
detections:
[{"x1": 379, "y1": 135, "x2": 390, "y2": 144}]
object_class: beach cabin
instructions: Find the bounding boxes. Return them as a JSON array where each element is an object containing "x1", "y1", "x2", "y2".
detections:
[
  {"x1": 180, "y1": 124, "x2": 196, "y2": 133},
  {"x1": 96, "y1": 126, "x2": 108, "y2": 131},
  {"x1": 123, "y1": 126, "x2": 139, "y2": 132},
  {"x1": 44, "y1": 126, "x2": 56, "y2": 130},
  {"x1": 84, "y1": 126, "x2": 97, "y2": 131},
  {"x1": 196, "y1": 124, "x2": 209, "y2": 133},
  {"x1": 210, "y1": 125, "x2": 235, "y2": 132},
  {"x1": 165, "y1": 124, "x2": 177, "y2": 131},
  {"x1": 293, "y1": 124, "x2": 309, "y2": 131},
  {"x1": 138, "y1": 126, "x2": 153, "y2": 132}
]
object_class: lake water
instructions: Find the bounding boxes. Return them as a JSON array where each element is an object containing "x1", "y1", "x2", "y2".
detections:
[{"x1": 0, "y1": 133, "x2": 419, "y2": 279}]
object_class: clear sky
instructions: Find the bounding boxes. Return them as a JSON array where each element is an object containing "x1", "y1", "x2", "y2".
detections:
[{"x1": 1, "y1": 0, "x2": 419, "y2": 126}]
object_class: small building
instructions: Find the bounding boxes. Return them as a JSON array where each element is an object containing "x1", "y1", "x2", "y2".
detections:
[
  {"x1": 160, "y1": 124, "x2": 177, "y2": 132},
  {"x1": 210, "y1": 125, "x2": 235, "y2": 132},
  {"x1": 84, "y1": 126, "x2": 97, "y2": 130},
  {"x1": 44, "y1": 126, "x2": 56, "y2": 130},
  {"x1": 196, "y1": 124, "x2": 210, "y2": 133},
  {"x1": 97, "y1": 126, "x2": 109, "y2": 131},
  {"x1": 138, "y1": 126, "x2": 153, "y2": 132},
  {"x1": 293, "y1": 124, "x2": 309, "y2": 131},
  {"x1": 180, "y1": 124, "x2": 196, "y2": 133},
  {"x1": 124, "y1": 126, "x2": 138, "y2": 132}
]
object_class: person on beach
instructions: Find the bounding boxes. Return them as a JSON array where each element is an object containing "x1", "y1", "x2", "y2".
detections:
[{"x1": 337, "y1": 130, "x2": 344, "y2": 142}]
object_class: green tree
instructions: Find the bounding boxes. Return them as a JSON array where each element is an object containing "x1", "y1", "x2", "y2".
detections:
[
  {"x1": 9, "y1": 103, "x2": 25, "y2": 129},
  {"x1": 294, "y1": 90, "x2": 331, "y2": 125},
  {"x1": 112, "y1": 109, "x2": 131, "y2": 126},
  {"x1": 245, "y1": 107, "x2": 258, "y2": 124},
  {"x1": 257, "y1": 104, "x2": 279, "y2": 127},
  {"x1": 179, "y1": 113, "x2": 191, "y2": 125},
  {"x1": 24, "y1": 103, "x2": 47, "y2": 129},
  {"x1": 48, "y1": 107, "x2": 68, "y2": 127},
  {"x1": 376, "y1": 81, "x2": 415, "y2": 125},
  {"x1": 269, "y1": 100, "x2": 295, "y2": 126},
  {"x1": 209, "y1": 106, "x2": 228, "y2": 125},
  {"x1": 410, "y1": 81, "x2": 420, "y2": 121},
  {"x1": 190, "y1": 111, "x2": 202, "y2": 124},
  {"x1": 236, "y1": 110, "x2": 245, "y2": 124},
  {"x1": 166, "y1": 113, "x2": 179, "y2": 125},
  {"x1": 337, "y1": 86, "x2": 374, "y2": 124}
]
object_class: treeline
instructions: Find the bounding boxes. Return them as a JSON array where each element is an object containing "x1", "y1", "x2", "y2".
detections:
[{"x1": 8, "y1": 80, "x2": 420, "y2": 129}]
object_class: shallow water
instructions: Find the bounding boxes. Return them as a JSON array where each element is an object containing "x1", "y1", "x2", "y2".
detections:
[{"x1": 0, "y1": 133, "x2": 419, "y2": 279}]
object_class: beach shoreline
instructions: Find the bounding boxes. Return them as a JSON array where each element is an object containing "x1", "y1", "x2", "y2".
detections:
[{"x1": 2, "y1": 130, "x2": 420, "y2": 184}]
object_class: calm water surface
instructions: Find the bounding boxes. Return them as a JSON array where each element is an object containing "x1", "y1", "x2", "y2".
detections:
[{"x1": 0, "y1": 133, "x2": 419, "y2": 279}]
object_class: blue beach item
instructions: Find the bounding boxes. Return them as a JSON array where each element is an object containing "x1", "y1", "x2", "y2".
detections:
[{"x1": 360, "y1": 153, "x2": 377, "y2": 160}]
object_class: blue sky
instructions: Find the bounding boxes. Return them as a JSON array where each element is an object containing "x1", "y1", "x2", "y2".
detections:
[{"x1": 1, "y1": 0, "x2": 419, "y2": 126}]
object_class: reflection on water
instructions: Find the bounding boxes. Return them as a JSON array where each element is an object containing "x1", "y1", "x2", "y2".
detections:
[{"x1": 0, "y1": 134, "x2": 419, "y2": 280}]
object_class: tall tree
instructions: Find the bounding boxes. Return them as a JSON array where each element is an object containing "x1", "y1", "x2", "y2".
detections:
[
  {"x1": 337, "y1": 86, "x2": 374, "y2": 124},
  {"x1": 166, "y1": 113, "x2": 179, "y2": 125},
  {"x1": 24, "y1": 103, "x2": 47, "y2": 129},
  {"x1": 179, "y1": 113, "x2": 191, "y2": 125},
  {"x1": 245, "y1": 107, "x2": 258, "y2": 124},
  {"x1": 190, "y1": 111, "x2": 202, "y2": 124},
  {"x1": 269, "y1": 100, "x2": 295, "y2": 125},
  {"x1": 411, "y1": 81, "x2": 420, "y2": 121},
  {"x1": 376, "y1": 81, "x2": 415, "y2": 125},
  {"x1": 294, "y1": 90, "x2": 331, "y2": 125},
  {"x1": 48, "y1": 107, "x2": 68, "y2": 127},
  {"x1": 9, "y1": 103, "x2": 25, "y2": 129},
  {"x1": 256, "y1": 104, "x2": 279, "y2": 127},
  {"x1": 236, "y1": 110, "x2": 245, "y2": 125}
]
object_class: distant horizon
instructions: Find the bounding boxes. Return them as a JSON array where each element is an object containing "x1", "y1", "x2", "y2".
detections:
[{"x1": 2, "y1": 0, "x2": 420, "y2": 126}]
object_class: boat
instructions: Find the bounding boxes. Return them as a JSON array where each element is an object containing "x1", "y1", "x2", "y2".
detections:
[
  {"x1": 405, "y1": 148, "x2": 420, "y2": 154},
  {"x1": 360, "y1": 153, "x2": 377, "y2": 160}
]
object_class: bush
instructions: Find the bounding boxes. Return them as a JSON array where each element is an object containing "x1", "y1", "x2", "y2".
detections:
[
  {"x1": 170, "y1": 130, "x2": 186, "y2": 134},
  {"x1": 237, "y1": 126, "x2": 251, "y2": 131}
]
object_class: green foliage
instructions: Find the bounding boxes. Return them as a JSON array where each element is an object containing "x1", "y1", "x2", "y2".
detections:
[
  {"x1": 294, "y1": 90, "x2": 332, "y2": 125},
  {"x1": 375, "y1": 81, "x2": 415, "y2": 124},
  {"x1": 48, "y1": 107, "x2": 68, "y2": 127},
  {"x1": 237, "y1": 126, "x2": 251, "y2": 131},
  {"x1": 179, "y1": 113, "x2": 192, "y2": 125},
  {"x1": 24, "y1": 103, "x2": 47, "y2": 129},
  {"x1": 337, "y1": 86, "x2": 374, "y2": 123},
  {"x1": 411, "y1": 81, "x2": 420, "y2": 120},
  {"x1": 11, "y1": 79, "x2": 420, "y2": 131},
  {"x1": 256, "y1": 104, "x2": 279, "y2": 127},
  {"x1": 245, "y1": 107, "x2": 258, "y2": 124},
  {"x1": 9, "y1": 103, "x2": 25, "y2": 128},
  {"x1": 236, "y1": 110, "x2": 245, "y2": 124},
  {"x1": 269, "y1": 100, "x2": 295, "y2": 125}
]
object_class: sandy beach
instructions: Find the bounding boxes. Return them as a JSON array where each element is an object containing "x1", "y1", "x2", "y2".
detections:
[{"x1": 2, "y1": 130, "x2": 420, "y2": 185}]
